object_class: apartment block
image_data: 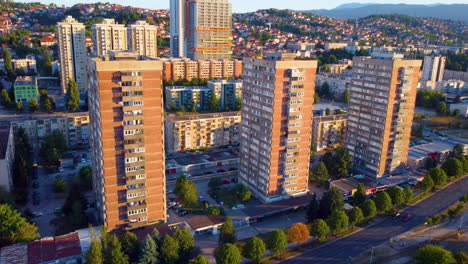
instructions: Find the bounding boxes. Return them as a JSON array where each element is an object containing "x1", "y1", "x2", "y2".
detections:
[
  {"x1": 13, "y1": 76, "x2": 38, "y2": 107},
  {"x1": 165, "y1": 112, "x2": 241, "y2": 153},
  {"x1": 312, "y1": 114, "x2": 347, "y2": 152},
  {"x1": 421, "y1": 55, "x2": 446, "y2": 90},
  {"x1": 0, "y1": 58, "x2": 37, "y2": 74},
  {"x1": 0, "y1": 125, "x2": 14, "y2": 193},
  {"x1": 11, "y1": 113, "x2": 90, "y2": 151},
  {"x1": 56, "y1": 16, "x2": 87, "y2": 93},
  {"x1": 92, "y1": 19, "x2": 128, "y2": 57},
  {"x1": 315, "y1": 72, "x2": 352, "y2": 99},
  {"x1": 165, "y1": 80, "x2": 242, "y2": 111},
  {"x1": 345, "y1": 53, "x2": 422, "y2": 178},
  {"x1": 87, "y1": 51, "x2": 165, "y2": 230},
  {"x1": 161, "y1": 58, "x2": 242, "y2": 81},
  {"x1": 239, "y1": 53, "x2": 317, "y2": 202},
  {"x1": 207, "y1": 79, "x2": 242, "y2": 110},
  {"x1": 170, "y1": 0, "x2": 185, "y2": 58},
  {"x1": 127, "y1": 20, "x2": 158, "y2": 58}
]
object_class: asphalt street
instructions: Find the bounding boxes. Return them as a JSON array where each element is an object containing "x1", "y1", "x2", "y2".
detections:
[{"x1": 280, "y1": 176, "x2": 468, "y2": 264}]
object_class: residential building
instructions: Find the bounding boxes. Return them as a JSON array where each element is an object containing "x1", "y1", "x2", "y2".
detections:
[
  {"x1": 87, "y1": 51, "x2": 166, "y2": 230},
  {"x1": 345, "y1": 53, "x2": 422, "y2": 178},
  {"x1": 165, "y1": 112, "x2": 241, "y2": 153},
  {"x1": 0, "y1": 125, "x2": 14, "y2": 192},
  {"x1": 444, "y1": 70, "x2": 468, "y2": 82},
  {"x1": 239, "y1": 53, "x2": 317, "y2": 202},
  {"x1": 92, "y1": 19, "x2": 127, "y2": 56},
  {"x1": 165, "y1": 80, "x2": 242, "y2": 111},
  {"x1": 0, "y1": 58, "x2": 37, "y2": 74},
  {"x1": 207, "y1": 79, "x2": 242, "y2": 110},
  {"x1": 312, "y1": 114, "x2": 347, "y2": 152},
  {"x1": 171, "y1": 0, "x2": 233, "y2": 60},
  {"x1": 420, "y1": 55, "x2": 446, "y2": 90},
  {"x1": 40, "y1": 37, "x2": 57, "y2": 47},
  {"x1": 11, "y1": 113, "x2": 90, "y2": 151},
  {"x1": 436, "y1": 80, "x2": 467, "y2": 94},
  {"x1": 169, "y1": 0, "x2": 185, "y2": 58},
  {"x1": 315, "y1": 72, "x2": 352, "y2": 99},
  {"x1": 0, "y1": 228, "x2": 97, "y2": 264},
  {"x1": 127, "y1": 20, "x2": 157, "y2": 58},
  {"x1": 165, "y1": 86, "x2": 212, "y2": 110},
  {"x1": 450, "y1": 103, "x2": 468, "y2": 118},
  {"x1": 161, "y1": 58, "x2": 242, "y2": 81},
  {"x1": 13, "y1": 76, "x2": 38, "y2": 107},
  {"x1": 56, "y1": 16, "x2": 87, "y2": 93}
]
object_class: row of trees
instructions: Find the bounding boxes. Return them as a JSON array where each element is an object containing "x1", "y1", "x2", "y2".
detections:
[
  {"x1": 0, "y1": 204, "x2": 40, "y2": 247},
  {"x1": 86, "y1": 227, "x2": 204, "y2": 264},
  {"x1": 421, "y1": 155, "x2": 468, "y2": 192},
  {"x1": 416, "y1": 90, "x2": 445, "y2": 111},
  {"x1": 12, "y1": 128, "x2": 32, "y2": 204}
]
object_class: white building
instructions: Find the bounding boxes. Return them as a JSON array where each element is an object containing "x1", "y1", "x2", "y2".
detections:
[
  {"x1": 0, "y1": 126, "x2": 14, "y2": 193},
  {"x1": 56, "y1": 16, "x2": 87, "y2": 94},
  {"x1": 127, "y1": 20, "x2": 158, "y2": 58},
  {"x1": 92, "y1": 19, "x2": 128, "y2": 57}
]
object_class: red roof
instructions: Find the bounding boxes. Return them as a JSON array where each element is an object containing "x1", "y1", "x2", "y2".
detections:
[
  {"x1": 40, "y1": 37, "x2": 56, "y2": 43},
  {"x1": 27, "y1": 233, "x2": 81, "y2": 264}
]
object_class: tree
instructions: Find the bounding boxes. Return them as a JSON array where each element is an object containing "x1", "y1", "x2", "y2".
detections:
[
  {"x1": 234, "y1": 97, "x2": 242, "y2": 111},
  {"x1": 348, "y1": 207, "x2": 364, "y2": 227},
  {"x1": 16, "y1": 101, "x2": 23, "y2": 112},
  {"x1": 404, "y1": 187, "x2": 413, "y2": 203},
  {"x1": 206, "y1": 206, "x2": 224, "y2": 216},
  {"x1": 175, "y1": 175, "x2": 199, "y2": 208},
  {"x1": 453, "y1": 144, "x2": 465, "y2": 157},
  {"x1": 243, "y1": 236, "x2": 267, "y2": 263},
  {"x1": 1, "y1": 89, "x2": 12, "y2": 108},
  {"x1": 43, "y1": 98, "x2": 53, "y2": 112},
  {"x1": 328, "y1": 210, "x2": 349, "y2": 234},
  {"x1": 172, "y1": 227, "x2": 195, "y2": 260},
  {"x1": 29, "y1": 98, "x2": 39, "y2": 112},
  {"x1": 314, "y1": 93, "x2": 320, "y2": 104},
  {"x1": 456, "y1": 155, "x2": 468, "y2": 173},
  {"x1": 43, "y1": 50, "x2": 52, "y2": 76},
  {"x1": 3, "y1": 49, "x2": 13, "y2": 79},
  {"x1": 325, "y1": 108, "x2": 331, "y2": 115},
  {"x1": 219, "y1": 217, "x2": 236, "y2": 244},
  {"x1": 428, "y1": 168, "x2": 448, "y2": 187},
  {"x1": 310, "y1": 162, "x2": 329, "y2": 186},
  {"x1": 233, "y1": 184, "x2": 251, "y2": 201},
  {"x1": 121, "y1": 232, "x2": 140, "y2": 263},
  {"x1": 287, "y1": 223, "x2": 310, "y2": 244},
  {"x1": 343, "y1": 89, "x2": 350, "y2": 104},
  {"x1": 306, "y1": 194, "x2": 319, "y2": 222},
  {"x1": 436, "y1": 102, "x2": 448, "y2": 115},
  {"x1": 266, "y1": 230, "x2": 288, "y2": 257},
  {"x1": 209, "y1": 177, "x2": 222, "y2": 190},
  {"x1": 86, "y1": 240, "x2": 103, "y2": 264},
  {"x1": 215, "y1": 243, "x2": 241, "y2": 264},
  {"x1": 320, "y1": 81, "x2": 330, "y2": 97},
  {"x1": 441, "y1": 158, "x2": 463, "y2": 178},
  {"x1": 209, "y1": 93, "x2": 219, "y2": 112},
  {"x1": 66, "y1": 80, "x2": 80, "y2": 112},
  {"x1": 318, "y1": 187, "x2": 344, "y2": 219},
  {"x1": 421, "y1": 173, "x2": 435, "y2": 191},
  {"x1": 79, "y1": 166, "x2": 93, "y2": 190},
  {"x1": 52, "y1": 176, "x2": 67, "y2": 193},
  {"x1": 353, "y1": 183, "x2": 367, "y2": 206},
  {"x1": 415, "y1": 244, "x2": 456, "y2": 264},
  {"x1": 310, "y1": 219, "x2": 330, "y2": 240},
  {"x1": 192, "y1": 254, "x2": 209, "y2": 264},
  {"x1": 104, "y1": 234, "x2": 129, "y2": 264},
  {"x1": 0, "y1": 204, "x2": 40, "y2": 247},
  {"x1": 361, "y1": 200, "x2": 377, "y2": 219},
  {"x1": 160, "y1": 235, "x2": 180, "y2": 264},
  {"x1": 333, "y1": 147, "x2": 353, "y2": 178},
  {"x1": 189, "y1": 100, "x2": 197, "y2": 113},
  {"x1": 139, "y1": 234, "x2": 158, "y2": 264},
  {"x1": 374, "y1": 192, "x2": 393, "y2": 213},
  {"x1": 386, "y1": 186, "x2": 405, "y2": 206}
]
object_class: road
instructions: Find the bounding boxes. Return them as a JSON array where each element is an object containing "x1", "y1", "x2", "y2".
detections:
[{"x1": 280, "y1": 176, "x2": 468, "y2": 264}]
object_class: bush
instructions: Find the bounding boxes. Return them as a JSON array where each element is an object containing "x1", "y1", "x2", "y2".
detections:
[
  {"x1": 52, "y1": 176, "x2": 66, "y2": 193},
  {"x1": 415, "y1": 244, "x2": 456, "y2": 264}
]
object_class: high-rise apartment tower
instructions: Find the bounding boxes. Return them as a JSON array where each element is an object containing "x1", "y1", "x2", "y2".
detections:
[
  {"x1": 92, "y1": 19, "x2": 128, "y2": 57},
  {"x1": 345, "y1": 53, "x2": 422, "y2": 178},
  {"x1": 88, "y1": 51, "x2": 166, "y2": 230},
  {"x1": 56, "y1": 16, "x2": 87, "y2": 94},
  {"x1": 421, "y1": 55, "x2": 446, "y2": 82},
  {"x1": 239, "y1": 53, "x2": 317, "y2": 202},
  {"x1": 127, "y1": 20, "x2": 158, "y2": 58},
  {"x1": 170, "y1": 0, "x2": 233, "y2": 60}
]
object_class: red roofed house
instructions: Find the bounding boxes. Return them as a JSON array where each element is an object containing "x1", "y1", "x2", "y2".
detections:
[{"x1": 40, "y1": 38, "x2": 57, "y2": 47}]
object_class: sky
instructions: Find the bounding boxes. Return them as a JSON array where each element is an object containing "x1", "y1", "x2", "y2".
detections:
[{"x1": 22, "y1": 0, "x2": 468, "y2": 12}]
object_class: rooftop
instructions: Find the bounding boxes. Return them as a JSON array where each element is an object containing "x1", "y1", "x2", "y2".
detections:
[
  {"x1": 165, "y1": 112, "x2": 241, "y2": 122},
  {"x1": 243, "y1": 194, "x2": 312, "y2": 218},
  {"x1": 186, "y1": 216, "x2": 226, "y2": 230},
  {"x1": 14, "y1": 76, "x2": 36, "y2": 86},
  {"x1": 166, "y1": 150, "x2": 238, "y2": 167}
]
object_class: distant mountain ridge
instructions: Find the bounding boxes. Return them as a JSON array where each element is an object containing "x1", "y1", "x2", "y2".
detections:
[{"x1": 303, "y1": 3, "x2": 468, "y2": 22}]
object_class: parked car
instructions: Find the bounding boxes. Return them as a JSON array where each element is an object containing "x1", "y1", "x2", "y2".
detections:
[
  {"x1": 217, "y1": 169, "x2": 226, "y2": 173},
  {"x1": 401, "y1": 213, "x2": 413, "y2": 222},
  {"x1": 231, "y1": 178, "x2": 238, "y2": 183},
  {"x1": 177, "y1": 210, "x2": 188, "y2": 216},
  {"x1": 216, "y1": 199, "x2": 224, "y2": 205},
  {"x1": 32, "y1": 212, "x2": 43, "y2": 217},
  {"x1": 167, "y1": 201, "x2": 177, "y2": 208},
  {"x1": 232, "y1": 204, "x2": 246, "y2": 210},
  {"x1": 221, "y1": 180, "x2": 230, "y2": 185},
  {"x1": 58, "y1": 167, "x2": 64, "y2": 172}
]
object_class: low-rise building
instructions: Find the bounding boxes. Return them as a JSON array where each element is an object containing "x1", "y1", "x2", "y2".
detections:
[
  {"x1": 11, "y1": 113, "x2": 90, "y2": 151},
  {"x1": 0, "y1": 125, "x2": 14, "y2": 192},
  {"x1": 449, "y1": 103, "x2": 468, "y2": 118},
  {"x1": 13, "y1": 76, "x2": 38, "y2": 107},
  {"x1": 436, "y1": 80, "x2": 467, "y2": 94},
  {"x1": 312, "y1": 114, "x2": 347, "y2": 152},
  {"x1": 315, "y1": 72, "x2": 352, "y2": 99},
  {"x1": 165, "y1": 112, "x2": 241, "y2": 153},
  {"x1": 0, "y1": 57, "x2": 37, "y2": 74},
  {"x1": 161, "y1": 58, "x2": 242, "y2": 81},
  {"x1": 407, "y1": 139, "x2": 464, "y2": 169}
]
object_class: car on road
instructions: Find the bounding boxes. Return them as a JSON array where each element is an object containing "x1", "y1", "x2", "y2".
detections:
[
  {"x1": 221, "y1": 180, "x2": 230, "y2": 185},
  {"x1": 32, "y1": 212, "x2": 43, "y2": 217},
  {"x1": 400, "y1": 213, "x2": 413, "y2": 222},
  {"x1": 232, "y1": 204, "x2": 246, "y2": 210},
  {"x1": 58, "y1": 166, "x2": 64, "y2": 172},
  {"x1": 81, "y1": 158, "x2": 86, "y2": 163}
]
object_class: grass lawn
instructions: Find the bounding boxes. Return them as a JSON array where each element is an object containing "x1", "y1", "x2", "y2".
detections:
[
  {"x1": 413, "y1": 113, "x2": 468, "y2": 130},
  {"x1": 209, "y1": 187, "x2": 243, "y2": 208}
]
